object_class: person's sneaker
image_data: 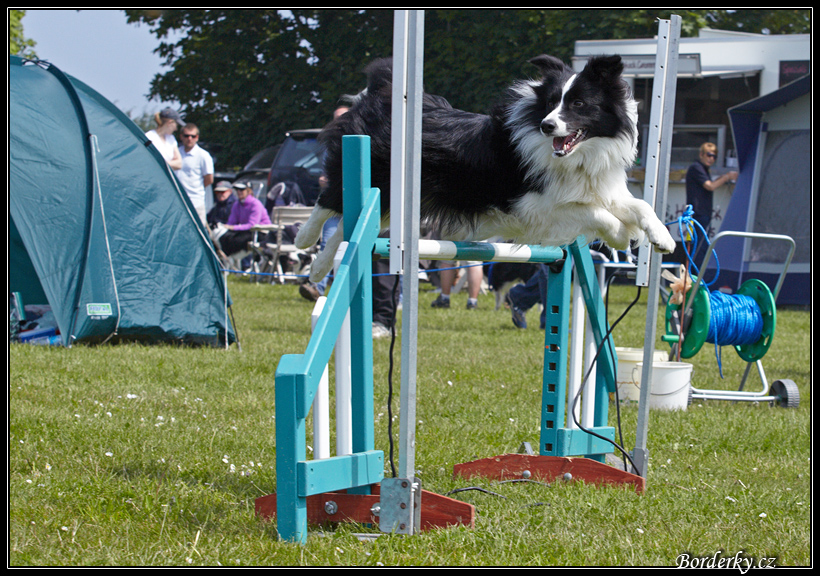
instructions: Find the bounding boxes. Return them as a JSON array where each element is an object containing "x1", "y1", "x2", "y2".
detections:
[
  {"x1": 299, "y1": 282, "x2": 320, "y2": 302},
  {"x1": 505, "y1": 293, "x2": 527, "y2": 329},
  {"x1": 466, "y1": 300, "x2": 478, "y2": 310},
  {"x1": 372, "y1": 322, "x2": 391, "y2": 339},
  {"x1": 430, "y1": 294, "x2": 450, "y2": 308}
]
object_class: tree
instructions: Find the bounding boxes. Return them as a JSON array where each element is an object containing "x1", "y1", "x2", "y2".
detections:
[
  {"x1": 126, "y1": 9, "x2": 810, "y2": 169},
  {"x1": 125, "y1": 9, "x2": 395, "y2": 169},
  {"x1": 9, "y1": 9, "x2": 37, "y2": 58}
]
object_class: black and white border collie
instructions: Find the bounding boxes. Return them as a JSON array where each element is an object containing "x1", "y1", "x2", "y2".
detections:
[{"x1": 296, "y1": 54, "x2": 675, "y2": 281}]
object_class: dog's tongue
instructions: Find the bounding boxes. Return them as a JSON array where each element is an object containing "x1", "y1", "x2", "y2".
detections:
[
  {"x1": 553, "y1": 136, "x2": 570, "y2": 153},
  {"x1": 552, "y1": 130, "x2": 584, "y2": 156}
]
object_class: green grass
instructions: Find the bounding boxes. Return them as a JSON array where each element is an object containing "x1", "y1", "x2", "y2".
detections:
[{"x1": 9, "y1": 276, "x2": 811, "y2": 566}]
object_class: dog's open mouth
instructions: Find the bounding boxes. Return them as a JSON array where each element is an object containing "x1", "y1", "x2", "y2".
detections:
[{"x1": 552, "y1": 129, "x2": 587, "y2": 157}]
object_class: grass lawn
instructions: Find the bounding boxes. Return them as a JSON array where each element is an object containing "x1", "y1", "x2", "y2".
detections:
[{"x1": 9, "y1": 275, "x2": 811, "y2": 566}]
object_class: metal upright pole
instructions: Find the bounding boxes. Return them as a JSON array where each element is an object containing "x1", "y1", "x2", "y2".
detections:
[
  {"x1": 397, "y1": 9, "x2": 424, "y2": 483},
  {"x1": 389, "y1": 11, "x2": 409, "y2": 277},
  {"x1": 380, "y1": 9, "x2": 425, "y2": 536},
  {"x1": 633, "y1": 15, "x2": 681, "y2": 478}
]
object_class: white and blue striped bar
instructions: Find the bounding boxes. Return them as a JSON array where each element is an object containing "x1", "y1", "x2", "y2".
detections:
[{"x1": 373, "y1": 238, "x2": 564, "y2": 264}]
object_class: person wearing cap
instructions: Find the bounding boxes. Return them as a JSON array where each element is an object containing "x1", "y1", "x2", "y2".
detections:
[
  {"x1": 145, "y1": 107, "x2": 184, "y2": 170},
  {"x1": 176, "y1": 122, "x2": 214, "y2": 229},
  {"x1": 207, "y1": 180, "x2": 236, "y2": 229},
  {"x1": 217, "y1": 181, "x2": 272, "y2": 256}
]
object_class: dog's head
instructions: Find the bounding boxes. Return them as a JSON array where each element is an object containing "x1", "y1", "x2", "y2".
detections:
[{"x1": 530, "y1": 54, "x2": 636, "y2": 159}]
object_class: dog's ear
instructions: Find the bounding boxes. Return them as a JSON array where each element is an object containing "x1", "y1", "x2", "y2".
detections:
[
  {"x1": 582, "y1": 55, "x2": 624, "y2": 81},
  {"x1": 364, "y1": 58, "x2": 394, "y2": 92},
  {"x1": 529, "y1": 54, "x2": 567, "y2": 76}
]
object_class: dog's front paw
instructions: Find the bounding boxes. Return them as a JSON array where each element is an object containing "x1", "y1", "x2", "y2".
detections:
[{"x1": 648, "y1": 222, "x2": 676, "y2": 253}]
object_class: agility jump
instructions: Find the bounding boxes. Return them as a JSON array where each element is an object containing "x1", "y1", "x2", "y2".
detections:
[
  {"x1": 259, "y1": 11, "x2": 682, "y2": 544},
  {"x1": 258, "y1": 135, "x2": 648, "y2": 544}
]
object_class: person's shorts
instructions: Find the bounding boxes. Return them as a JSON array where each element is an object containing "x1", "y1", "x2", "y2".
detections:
[{"x1": 438, "y1": 260, "x2": 480, "y2": 268}]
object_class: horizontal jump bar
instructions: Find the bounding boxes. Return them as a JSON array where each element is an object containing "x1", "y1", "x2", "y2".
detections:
[{"x1": 373, "y1": 238, "x2": 565, "y2": 264}]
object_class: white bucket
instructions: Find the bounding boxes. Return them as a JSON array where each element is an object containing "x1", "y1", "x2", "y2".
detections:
[
  {"x1": 632, "y1": 361, "x2": 693, "y2": 411},
  {"x1": 615, "y1": 347, "x2": 668, "y2": 402}
]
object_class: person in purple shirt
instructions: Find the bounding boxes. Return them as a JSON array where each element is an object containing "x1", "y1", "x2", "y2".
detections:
[{"x1": 218, "y1": 182, "x2": 271, "y2": 256}]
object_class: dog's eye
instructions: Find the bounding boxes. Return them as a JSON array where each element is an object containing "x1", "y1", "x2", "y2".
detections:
[{"x1": 572, "y1": 100, "x2": 584, "y2": 108}]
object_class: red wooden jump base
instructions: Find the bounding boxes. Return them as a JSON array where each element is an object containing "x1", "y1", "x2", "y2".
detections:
[
  {"x1": 453, "y1": 454, "x2": 645, "y2": 493},
  {"x1": 256, "y1": 484, "x2": 476, "y2": 533}
]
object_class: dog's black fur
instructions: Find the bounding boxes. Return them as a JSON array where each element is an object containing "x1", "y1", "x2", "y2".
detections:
[
  {"x1": 318, "y1": 58, "x2": 527, "y2": 234},
  {"x1": 488, "y1": 262, "x2": 539, "y2": 310}
]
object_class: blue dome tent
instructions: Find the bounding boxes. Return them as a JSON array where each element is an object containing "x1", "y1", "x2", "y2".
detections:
[
  {"x1": 9, "y1": 56, "x2": 237, "y2": 347},
  {"x1": 713, "y1": 74, "x2": 810, "y2": 306}
]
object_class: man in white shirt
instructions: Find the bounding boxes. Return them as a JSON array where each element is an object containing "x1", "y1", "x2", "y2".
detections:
[{"x1": 176, "y1": 123, "x2": 214, "y2": 229}]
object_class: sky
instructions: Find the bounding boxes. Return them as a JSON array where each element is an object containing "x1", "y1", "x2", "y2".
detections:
[{"x1": 21, "y1": 9, "x2": 180, "y2": 117}]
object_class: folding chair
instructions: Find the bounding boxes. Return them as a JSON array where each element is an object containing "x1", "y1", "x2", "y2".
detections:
[
  {"x1": 250, "y1": 206, "x2": 318, "y2": 284},
  {"x1": 211, "y1": 224, "x2": 253, "y2": 274}
]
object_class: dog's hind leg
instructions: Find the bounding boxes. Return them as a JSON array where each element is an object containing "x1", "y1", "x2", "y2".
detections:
[
  {"x1": 308, "y1": 218, "x2": 344, "y2": 283},
  {"x1": 295, "y1": 207, "x2": 338, "y2": 250}
]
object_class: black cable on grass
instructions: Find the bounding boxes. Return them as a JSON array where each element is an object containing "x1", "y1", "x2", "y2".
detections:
[
  {"x1": 445, "y1": 479, "x2": 554, "y2": 510},
  {"x1": 444, "y1": 487, "x2": 508, "y2": 499},
  {"x1": 605, "y1": 270, "x2": 630, "y2": 473},
  {"x1": 571, "y1": 273, "x2": 642, "y2": 475},
  {"x1": 386, "y1": 273, "x2": 401, "y2": 478}
]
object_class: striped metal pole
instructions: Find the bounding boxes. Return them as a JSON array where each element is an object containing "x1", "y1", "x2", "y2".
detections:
[{"x1": 373, "y1": 238, "x2": 565, "y2": 264}]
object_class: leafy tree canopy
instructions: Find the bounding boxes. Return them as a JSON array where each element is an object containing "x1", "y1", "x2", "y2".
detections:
[
  {"x1": 9, "y1": 9, "x2": 37, "y2": 58},
  {"x1": 124, "y1": 9, "x2": 810, "y2": 169}
]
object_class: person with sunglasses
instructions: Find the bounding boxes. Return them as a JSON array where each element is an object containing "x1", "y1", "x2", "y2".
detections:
[
  {"x1": 685, "y1": 142, "x2": 738, "y2": 266},
  {"x1": 176, "y1": 122, "x2": 214, "y2": 229}
]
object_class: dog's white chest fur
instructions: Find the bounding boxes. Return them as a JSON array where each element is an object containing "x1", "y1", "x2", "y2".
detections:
[{"x1": 453, "y1": 178, "x2": 649, "y2": 250}]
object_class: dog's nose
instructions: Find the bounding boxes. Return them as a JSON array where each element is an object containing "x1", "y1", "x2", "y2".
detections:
[{"x1": 540, "y1": 118, "x2": 557, "y2": 135}]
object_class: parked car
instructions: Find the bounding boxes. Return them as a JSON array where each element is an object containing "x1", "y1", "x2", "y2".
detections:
[
  {"x1": 199, "y1": 141, "x2": 237, "y2": 184},
  {"x1": 233, "y1": 129, "x2": 325, "y2": 207},
  {"x1": 266, "y1": 129, "x2": 324, "y2": 206},
  {"x1": 232, "y1": 144, "x2": 281, "y2": 202}
]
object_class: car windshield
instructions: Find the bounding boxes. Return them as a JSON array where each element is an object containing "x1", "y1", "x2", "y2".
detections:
[
  {"x1": 267, "y1": 131, "x2": 325, "y2": 206},
  {"x1": 243, "y1": 146, "x2": 279, "y2": 171},
  {"x1": 276, "y1": 135, "x2": 323, "y2": 170}
]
